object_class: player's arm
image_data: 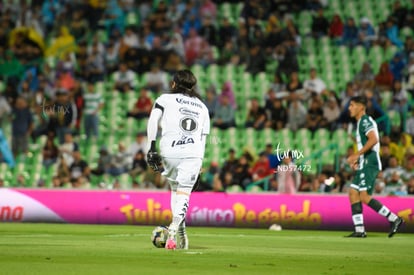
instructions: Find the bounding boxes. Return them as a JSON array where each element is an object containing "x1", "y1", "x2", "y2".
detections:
[
  {"x1": 356, "y1": 129, "x2": 378, "y2": 156},
  {"x1": 347, "y1": 129, "x2": 377, "y2": 166},
  {"x1": 146, "y1": 103, "x2": 163, "y2": 171}
]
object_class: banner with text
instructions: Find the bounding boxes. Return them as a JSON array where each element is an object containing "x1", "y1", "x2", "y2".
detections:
[{"x1": 0, "y1": 189, "x2": 413, "y2": 232}]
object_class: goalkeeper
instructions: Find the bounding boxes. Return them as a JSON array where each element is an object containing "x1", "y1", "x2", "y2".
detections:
[{"x1": 146, "y1": 69, "x2": 210, "y2": 250}]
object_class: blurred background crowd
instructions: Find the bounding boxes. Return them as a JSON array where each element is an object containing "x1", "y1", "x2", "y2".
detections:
[{"x1": 0, "y1": 0, "x2": 413, "y2": 196}]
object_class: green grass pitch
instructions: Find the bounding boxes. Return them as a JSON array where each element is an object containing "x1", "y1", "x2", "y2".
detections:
[{"x1": 0, "y1": 223, "x2": 413, "y2": 275}]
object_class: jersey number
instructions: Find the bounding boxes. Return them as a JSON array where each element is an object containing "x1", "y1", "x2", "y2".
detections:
[{"x1": 180, "y1": 117, "x2": 197, "y2": 132}]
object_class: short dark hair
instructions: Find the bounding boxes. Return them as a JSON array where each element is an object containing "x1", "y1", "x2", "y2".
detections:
[{"x1": 350, "y1": 96, "x2": 367, "y2": 106}]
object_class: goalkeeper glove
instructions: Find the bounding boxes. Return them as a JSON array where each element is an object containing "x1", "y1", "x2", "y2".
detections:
[{"x1": 147, "y1": 141, "x2": 162, "y2": 172}]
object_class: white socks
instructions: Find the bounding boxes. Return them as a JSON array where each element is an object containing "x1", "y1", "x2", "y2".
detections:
[
  {"x1": 169, "y1": 194, "x2": 189, "y2": 233},
  {"x1": 352, "y1": 214, "x2": 365, "y2": 233},
  {"x1": 378, "y1": 206, "x2": 398, "y2": 222}
]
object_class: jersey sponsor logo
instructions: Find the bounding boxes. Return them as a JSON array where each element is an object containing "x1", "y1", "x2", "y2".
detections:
[
  {"x1": 176, "y1": 98, "x2": 203, "y2": 108},
  {"x1": 171, "y1": 136, "x2": 195, "y2": 147},
  {"x1": 179, "y1": 107, "x2": 200, "y2": 117}
]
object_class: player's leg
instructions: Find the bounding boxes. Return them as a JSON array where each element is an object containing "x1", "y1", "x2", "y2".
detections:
[
  {"x1": 348, "y1": 188, "x2": 366, "y2": 237},
  {"x1": 359, "y1": 166, "x2": 404, "y2": 237},
  {"x1": 161, "y1": 158, "x2": 180, "y2": 249},
  {"x1": 347, "y1": 170, "x2": 366, "y2": 237},
  {"x1": 166, "y1": 158, "x2": 202, "y2": 250},
  {"x1": 363, "y1": 193, "x2": 403, "y2": 237}
]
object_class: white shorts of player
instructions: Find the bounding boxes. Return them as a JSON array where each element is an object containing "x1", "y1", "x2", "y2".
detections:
[{"x1": 161, "y1": 157, "x2": 202, "y2": 194}]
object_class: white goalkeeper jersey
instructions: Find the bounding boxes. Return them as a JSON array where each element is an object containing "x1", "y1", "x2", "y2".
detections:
[{"x1": 149, "y1": 93, "x2": 210, "y2": 158}]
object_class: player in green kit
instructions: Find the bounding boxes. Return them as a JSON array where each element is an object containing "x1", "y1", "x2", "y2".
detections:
[{"x1": 346, "y1": 96, "x2": 404, "y2": 238}]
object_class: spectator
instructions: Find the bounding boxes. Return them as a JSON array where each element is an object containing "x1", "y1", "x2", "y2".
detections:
[
  {"x1": 269, "y1": 73, "x2": 286, "y2": 94},
  {"x1": 184, "y1": 28, "x2": 203, "y2": 66},
  {"x1": 217, "y1": 17, "x2": 237, "y2": 49},
  {"x1": 389, "y1": 80, "x2": 408, "y2": 112},
  {"x1": 383, "y1": 156, "x2": 407, "y2": 195},
  {"x1": 328, "y1": 14, "x2": 344, "y2": 40},
  {"x1": 381, "y1": 145, "x2": 393, "y2": 170},
  {"x1": 250, "y1": 152, "x2": 273, "y2": 182},
  {"x1": 182, "y1": 13, "x2": 202, "y2": 38},
  {"x1": 391, "y1": 0, "x2": 408, "y2": 29},
  {"x1": 264, "y1": 15, "x2": 283, "y2": 52},
  {"x1": 129, "y1": 150, "x2": 148, "y2": 183},
  {"x1": 127, "y1": 132, "x2": 148, "y2": 159},
  {"x1": 195, "y1": 39, "x2": 214, "y2": 67},
  {"x1": 108, "y1": 142, "x2": 131, "y2": 176},
  {"x1": 126, "y1": 87, "x2": 153, "y2": 119},
  {"x1": 219, "y1": 81, "x2": 236, "y2": 109},
  {"x1": 113, "y1": 63, "x2": 137, "y2": 93},
  {"x1": 274, "y1": 44, "x2": 299, "y2": 77},
  {"x1": 246, "y1": 44, "x2": 266, "y2": 75},
  {"x1": 85, "y1": 43, "x2": 105, "y2": 83},
  {"x1": 212, "y1": 94, "x2": 236, "y2": 129},
  {"x1": 245, "y1": 97, "x2": 267, "y2": 130},
  {"x1": 91, "y1": 146, "x2": 111, "y2": 176},
  {"x1": 145, "y1": 63, "x2": 168, "y2": 93},
  {"x1": 69, "y1": 150, "x2": 90, "y2": 188},
  {"x1": 105, "y1": 40, "x2": 120, "y2": 75},
  {"x1": 286, "y1": 71, "x2": 303, "y2": 93},
  {"x1": 83, "y1": 82, "x2": 104, "y2": 141},
  {"x1": 11, "y1": 97, "x2": 33, "y2": 157},
  {"x1": 42, "y1": 133, "x2": 58, "y2": 169},
  {"x1": 119, "y1": 26, "x2": 140, "y2": 56},
  {"x1": 375, "y1": 62, "x2": 394, "y2": 91},
  {"x1": 55, "y1": 154, "x2": 70, "y2": 187},
  {"x1": 386, "y1": 18, "x2": 403, "y2": 49},
  {"x1": 322, "y1": 96, "x2": 340, "y2": 130},
  {"x1": 199, "y1": 16, "x2": 217, "y2": 46},
  {"x1": 204, "y1": 86, "x2": 218, "y2": 118},
  {"x1": 232, "y1": 155, "x2": 252, "y2": 190},
  {"x1": 305, "y1": 98, "x2": 324, "y2": 133},
  {"x1": 311, "y1": 8, "x2": 329, "y2": 38},
  {"x1": 303, "y1": 67, "x2": 327, "y2": 97},
  {"x1": 45, "y1": 26, "x2": 76, "y2": 59},
  {"x1": 265, "y1": 98, "x2": 287, "y2": 130},
  {"x1": 49, "y1": 89, "x2": 77, "y2": 144},
  {"x1": 354, "y1": 62, "x2": 375, "y2": 85},
  {"x1": 390, "y1": 52, "x2": 406, "y2": 81},
  {"x1": 198, "y1": 162, "x2": 219, "y2": 191},
  {"x1": 341, "y1": 17, "x2": 359, "y2": 48},
  {"x1": 69, "y1": 10, "x2": 89, "y2": 41},
  {"x1": 58, "y1": 132, "x2": 79, "y2": 168},
  {"x1": 166, "y1": 32, "x2": 185, "y2": 61},
  {"x1": 406, "y1": 176, "x2": 414, "y2": 195},
  {"x1": 277, "y1": 153, "x2": 301, "y2": 194},
  {"x1": 220, "y1": 148, "x2": 238, "y2": 177},
  {"x1": 101, "y1": 0, "x2": 125, "y2": 35},
  {"x1": 199, "y1": 0, "x2": 217, "y2": 19},
  {"x1": 71, "y1": 81, "x2": 85, "y2": 132},
  {"x1": 358, "y1": 18, "x2": 376, "y2": 51},
  {"x1": 286, "y1": 95, "x2": 307, "y2": 131}
]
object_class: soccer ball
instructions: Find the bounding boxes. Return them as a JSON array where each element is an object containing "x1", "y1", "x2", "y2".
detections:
[{"x1": 151, "y1": 225, "x2": 169, "y2": 248}]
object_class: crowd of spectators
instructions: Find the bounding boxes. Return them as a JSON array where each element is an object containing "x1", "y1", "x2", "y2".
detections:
[{"x1": 0, "y1": 0, "x2": 413, "y2": 195}]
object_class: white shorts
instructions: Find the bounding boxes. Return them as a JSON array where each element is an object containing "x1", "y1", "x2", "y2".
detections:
[{"x1": 161, "y1": 157, "x2": 202, "y2": 194}]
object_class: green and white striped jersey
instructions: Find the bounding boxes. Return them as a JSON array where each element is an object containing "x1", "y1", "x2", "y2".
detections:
[
  {"x1": 83, "y1": 92, "x2": 103, "y2": 115},
  {"x1": 356, "y1": 114, "x2": 381, "y2": 170}
]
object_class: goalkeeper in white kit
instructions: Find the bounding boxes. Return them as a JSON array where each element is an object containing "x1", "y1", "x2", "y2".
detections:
[{"x1": 146, "y1": 69, "x2": 210, "y2": 250}]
